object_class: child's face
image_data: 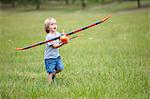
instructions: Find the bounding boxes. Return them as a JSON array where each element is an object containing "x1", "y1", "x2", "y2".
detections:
[{"x1": 48, "y1": 19, "x2": 57, "y2": 33}]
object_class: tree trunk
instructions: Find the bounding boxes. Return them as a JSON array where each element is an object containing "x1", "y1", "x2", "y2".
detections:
[
  {"x1": 11, "y1": 0, "x2": 15, "y2": 8},
  {"x1": 36, "y1": 0, "x2": 40, "y2": 10},
  {"x1": 65, "y1": 0, "x2": 69, "y2": 5},
  {"x1": 137, "y1": 0, "x2": 141, "y2": 8},
  {"x1": 81, "y1": 0, "x2": 86, "y2": 9}
]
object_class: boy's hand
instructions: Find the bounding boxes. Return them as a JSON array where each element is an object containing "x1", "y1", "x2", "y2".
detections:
[
  {"x1": 60, "y1": 29, "x2": 69, "y2": 44},
  {"x1": 60, "y1": 35, "x2": 69, "y2": 44}
]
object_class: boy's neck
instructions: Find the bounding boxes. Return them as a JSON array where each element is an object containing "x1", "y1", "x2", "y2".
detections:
[{"x1": 49, "y1": 31, "x2": 57, "y2": 34}]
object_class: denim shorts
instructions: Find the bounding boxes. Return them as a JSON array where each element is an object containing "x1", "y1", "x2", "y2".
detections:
[{"x1": 44, "y1": 56, "x2": 64, "y2": 73}]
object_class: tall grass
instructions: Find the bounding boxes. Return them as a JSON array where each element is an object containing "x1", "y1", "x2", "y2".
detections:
[{"x1": 0, "y1": 2, "x2": 149, "y2": 98}]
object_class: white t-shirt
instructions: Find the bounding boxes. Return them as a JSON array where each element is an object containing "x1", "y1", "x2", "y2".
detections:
[{"x1": 44, "y1": 32, "x2": 61, "y2": 59}]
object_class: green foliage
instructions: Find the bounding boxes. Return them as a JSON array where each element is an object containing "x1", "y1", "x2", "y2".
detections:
[{"x1": 0, "y1": 0, "x2": 15, "y2": 4}]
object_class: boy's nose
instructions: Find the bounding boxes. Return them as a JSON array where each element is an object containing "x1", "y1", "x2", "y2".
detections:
[{"x1": 54, "y1": 25, "x2": 57, "y2": 28}]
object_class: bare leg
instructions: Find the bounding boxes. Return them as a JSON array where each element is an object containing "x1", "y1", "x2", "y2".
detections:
[
  {"x1": 48, "y1": 72, "x2": 55, "y2": 84},
  {"x1": 52, "y1": 70, "x2": 63, "y2": 79}
]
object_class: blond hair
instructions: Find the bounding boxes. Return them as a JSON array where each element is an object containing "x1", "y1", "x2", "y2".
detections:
[{"x1": 44, "y1": 18, "x2": 56, "y2": 33}]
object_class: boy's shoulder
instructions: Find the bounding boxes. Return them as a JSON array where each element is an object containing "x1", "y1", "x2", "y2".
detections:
[
  {"x1": 56, "y1": 31, "x2": 61, "y2": 35},
  {"x1": 47, "y1": 32, "x2": 61, "y2": 36}
]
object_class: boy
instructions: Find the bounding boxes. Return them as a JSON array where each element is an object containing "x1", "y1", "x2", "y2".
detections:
[{"x1": 44, "y1": 18, "x2": 69, "y2": 84}]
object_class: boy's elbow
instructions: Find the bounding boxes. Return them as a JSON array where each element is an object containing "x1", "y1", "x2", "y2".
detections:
[
  {"x1": 54, "y1": 46, "x2": 59, "y2": 48},
  {"x1": 52, "y1": 45, "x2": 57, "y2": 48},
  {"x1": 52, "y1": 44, "x2": 59, "y2": 48}
]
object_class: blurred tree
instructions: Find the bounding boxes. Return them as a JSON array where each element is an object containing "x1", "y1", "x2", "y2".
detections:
[
  {"x1": 12, "y1": 0, "x2": 16, "y2": 7},
  {"x1": 17, "y1": 0, "x2": 30, "y2": 6},
  {"x1": 36, "y1": 0, "x2": 41, "y2": 9},
  {"x1": 11, "y1": 0, "x2": 16, "y2": 7},
  {"x1": 0, "y1": 0, "x2": 16, "y2": 7},
  {"x1": 137, "y1": 0, "x2": 141, "y2": 8},
  {"x1": 81, "y1": 0, "x2": 86, "y2": 9},
  {"x1": 65, "y1": 0, "x2": 69, "y2": 5},
  {"x1": 71, "y1": 0, "x2": 76, "y2": 4}
]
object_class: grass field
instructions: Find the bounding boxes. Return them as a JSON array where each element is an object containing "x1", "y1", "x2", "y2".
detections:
[{"x1": 0, "y1": 1, "x2": 149, "y2": 99}]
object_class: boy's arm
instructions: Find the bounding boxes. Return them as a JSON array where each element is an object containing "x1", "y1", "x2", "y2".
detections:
[
  {"x1": 52, "y1": 34, "x2": 69, "y2": 48},
  {"x1": 52, "y1": 42, "x2": 65, "y2": 48}
]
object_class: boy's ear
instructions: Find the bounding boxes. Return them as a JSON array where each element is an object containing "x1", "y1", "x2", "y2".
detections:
[{"x1": 48, "y1": 26, "x2": 51, "y2": 30}]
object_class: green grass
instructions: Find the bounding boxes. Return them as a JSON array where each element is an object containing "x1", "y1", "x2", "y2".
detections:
[{"x1": 0, "y1": 1, "x2": 149, "y2": 99}]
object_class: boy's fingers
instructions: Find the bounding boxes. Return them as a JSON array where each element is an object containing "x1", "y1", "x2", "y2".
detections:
[{"x1": 60, "y1": 35, "x2": 69, "y2": 43}]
